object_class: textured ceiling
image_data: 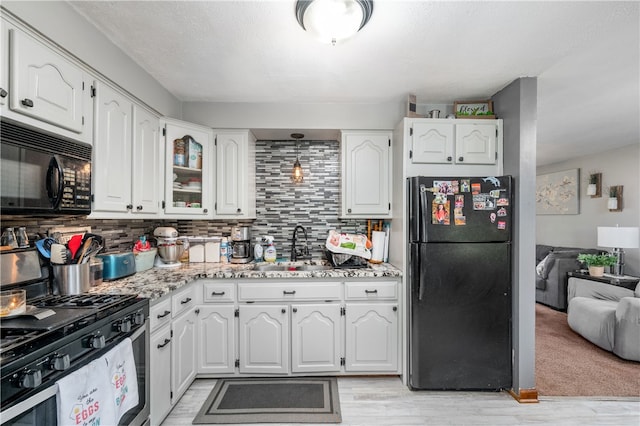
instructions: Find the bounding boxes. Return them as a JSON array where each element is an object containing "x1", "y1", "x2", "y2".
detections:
[{"x1": 68, "y1": 0, "x2": 639, "y2": 165}]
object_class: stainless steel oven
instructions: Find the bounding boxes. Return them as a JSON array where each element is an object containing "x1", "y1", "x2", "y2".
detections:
[{"x1": 0, "y1": 249, "x2": 149, "y2": 425}]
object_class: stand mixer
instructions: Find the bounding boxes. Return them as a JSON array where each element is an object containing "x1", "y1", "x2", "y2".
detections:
[{"x1": 153, "y1": 227, "x2": 187, "y2": 268}]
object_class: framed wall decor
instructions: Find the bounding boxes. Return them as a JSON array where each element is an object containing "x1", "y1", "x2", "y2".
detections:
[
  {"x1": 536, "y1": 169, "x2": 580, "y2": 215},
  {"x1": 454, "y1": 100, "x2": 495, "y2": 119}
]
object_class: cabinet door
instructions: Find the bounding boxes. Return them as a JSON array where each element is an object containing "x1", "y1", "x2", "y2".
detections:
[
  {"x1": 216, "y1": 132, "x2": 247, "y2": 216},
  {"x1": 150, "y1": 324, "x2": 172, "y2": 426},
  {"x1": 164, "y1": 119, "x2": 213, "y2": 216},
  {"x1": 92, "y1": 81, "x2": 133, "y2": 212},
  {"x1": 412, "y1": 122, "x2": 454, "y2": 164},
  {"x1": 239, "y1": 305, "x2": 289, "y2": 374},
  {"x1": 342, "y1": 131, "x2": 391, "y2": 217},
  {"x1": 196, "y1": 305, "x2": 236, "y2": 374},
  {"x1": 132, "y1": 106, "x2": 160, "y2": 214},
  {"x1": 0, "y1": 20, "x2": 9, "y2": 109},
  {"x1": 291, "y1": 304, "x2": 341, "y2": 373},
  {"x1": 9, "y1": 29, "x2": 84, "y2": 133},
  {"x1": 171, "y1": 308, "x2": 197, "y2": 404},
  {"x1": 455, "y1": 123, "x2": 497, "y2": 164},
  {"x1": 345, "y1": 303, "x2": 398, "y2": 372}
]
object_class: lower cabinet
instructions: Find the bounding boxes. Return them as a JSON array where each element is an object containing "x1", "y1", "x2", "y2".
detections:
[
  {"x1": 149, "y1": 324, "x2": 172, "y2": 426},
  {"x1": 345, "y1": 303, "x2": 399, "y2": 372},
  {"x1": 196, "y1": 305, "x2": 236, "y2": 374},
  {"x1": 291, "y1": 304, "x2": 342, "y2": 373},
  {"x1": 171, "y1": 308, "x2": 197, "y2": 403},
  {"x1": 238, "y1": 304, "x2": 289, "y2": 374}
]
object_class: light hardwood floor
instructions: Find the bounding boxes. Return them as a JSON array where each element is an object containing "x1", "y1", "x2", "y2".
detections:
[{"x1": 160, "y1": 376, "x2": 640, "y2": 425}]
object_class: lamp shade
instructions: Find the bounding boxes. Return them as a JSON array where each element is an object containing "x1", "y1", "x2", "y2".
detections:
[{"x1": 597, "y1": 226, "x2": 640, "y2": 248}]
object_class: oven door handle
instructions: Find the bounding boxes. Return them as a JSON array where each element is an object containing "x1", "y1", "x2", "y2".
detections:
[{"x1": 46, "y1": 155, "x2": 64, "y2": 209}]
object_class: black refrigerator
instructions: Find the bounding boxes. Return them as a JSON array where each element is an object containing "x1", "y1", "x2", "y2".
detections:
[{"x1": 408, "y1": 176, "x2": 512, "y2": 390}]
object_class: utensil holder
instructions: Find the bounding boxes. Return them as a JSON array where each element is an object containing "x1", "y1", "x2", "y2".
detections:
[{"x1": 52, "y1": 263, "x2": 91, "y2": 295}]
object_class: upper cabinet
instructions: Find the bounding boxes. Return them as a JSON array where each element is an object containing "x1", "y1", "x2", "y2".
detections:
[
  {"x1": 341, "y1": 130, "x2": 392, "y2": 218},
  {"x1": 2, "y1": 23, "x2": 93, "y2": 144},
  {"x1": 411, "y1": 119, "x2": 500, "y2": 165},
  {"x1": 215, "y1": 130, "x2": 256, "y2": 219},
  {"x1": 163, "y1": 118, "x2": 214, "y2": 217}
]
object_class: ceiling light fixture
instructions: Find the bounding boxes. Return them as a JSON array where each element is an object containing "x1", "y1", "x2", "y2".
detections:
[
  {"x1": 295, "y1": 0, "x2": 374, "y2": 45},
  {"x1": 291, "y1": 133, "x2": 304, "y2": 183}
]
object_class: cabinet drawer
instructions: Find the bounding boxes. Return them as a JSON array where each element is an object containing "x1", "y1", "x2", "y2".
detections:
[
  {"x1": 172, "y1": 284, "x2": 198, "y2": 318},
  {"x1": 345, "y1": 281, "x2": 398, "y2": 300},
  {"x1": 149, "y1": 298, "x2": 172, "y2": 333},
  {"x1": 238, "y1": 282, "x2": 341, "y2": 301},
  {"x1": 203, "y1": 281, "x2": 235, "y2": 302}
]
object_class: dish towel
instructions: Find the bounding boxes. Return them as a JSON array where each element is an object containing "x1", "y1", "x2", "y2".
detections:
[
  {"x1": 56, "y1": 357, "x2": 117, "y2": 426},
  {"x1": 104, "y1": 337, "x2": 139, "y2": 424}
]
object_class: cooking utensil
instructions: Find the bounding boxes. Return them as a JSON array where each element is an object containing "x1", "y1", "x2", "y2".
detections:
[
  {"x1": 35, "y1": 238, "x2": 54, "y2": 259},
  {"x1": 67, "y1": 234, "x2": 83, "y2": 259},
  {"x1": 50, "y1": 243, "x2": 68, "y2": 264},
  {"x1": 75, "y1": 237, "x2": 93, "y2": 264}
]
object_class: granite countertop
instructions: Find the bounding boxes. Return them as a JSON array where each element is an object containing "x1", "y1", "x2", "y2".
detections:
[{"x1": 88, "y1": 260, "x2": 402, "y2": 301}]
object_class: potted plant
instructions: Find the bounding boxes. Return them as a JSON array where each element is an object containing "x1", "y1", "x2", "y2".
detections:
[{"x1": 577, "y1": 253, "x2": 617, "y2": 277}]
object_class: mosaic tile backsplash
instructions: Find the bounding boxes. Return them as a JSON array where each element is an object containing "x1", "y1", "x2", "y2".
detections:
[{"x1": 1, "y1": 139, "x2": 369, "y2": 259}]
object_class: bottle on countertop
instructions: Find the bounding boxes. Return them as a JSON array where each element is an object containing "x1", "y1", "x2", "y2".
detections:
[
  {"x1": 263, "y1": 236, "x2": 276, "y2": 263},
  {"x1": 220, "y1": 237, "x2": 229, "y2": 263},
  {"x1": 254, "y1": 237, "x2": 263, "y2": 262}
]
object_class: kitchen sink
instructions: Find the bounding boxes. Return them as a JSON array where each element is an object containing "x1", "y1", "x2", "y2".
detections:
[{"x1": 252, "y1": 264, "x2": 333, "y2": 272}]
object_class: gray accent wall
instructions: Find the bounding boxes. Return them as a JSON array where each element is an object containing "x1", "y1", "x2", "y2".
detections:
[
  {"x1": 492, "y1": 77, "x2": 538, "y2": 396},
  {"x1": 536, "y1": 143, "x2": 639, "y2": 276}
]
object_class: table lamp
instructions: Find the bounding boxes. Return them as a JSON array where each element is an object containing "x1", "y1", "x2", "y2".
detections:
[{"x1": 597, "y1": 226, "x2": 640, "y2": 276}]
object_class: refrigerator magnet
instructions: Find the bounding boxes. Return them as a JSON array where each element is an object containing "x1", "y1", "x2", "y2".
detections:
[
  {"x1": 452, "y1": 180, "x2": 460, "y2": 194},
  {"x1": 434, "y1": 180, "x2": 455, "y2": 195},
  {"x1": 497, "y1": 221, "x2": 507, "y2": 230},
  {"x1": 455, "y1": 195, "x2": 464, "y2": 208},
  {"x1": 497, "y1": 207, "x2": 508, "y2": 217},
  {"x1": 454, "y1": 215, "x2": 466, "y2": 226},
  {"x1": 471, "y1": 183, "x2": 481, "y2": 195},
  {"x1": 473, "y1": 194, "x2": 496, "y2": 210},
  {"x1": 432, "y1": 200, "x2": 450, "y2": 225},
  {"x1": 489, "y1": 189, "x2": 504, "y2": 198},
  {"x1": 434, "y1": 193, "x2": 447, "y2": 204},
  {"x1": 497, "y1": 198, "x2": 509, "y2": 206},
  {"x1": 482, "y1": 176, "x2": 501, "y2": 187},
  {"x1": 490, "y1": 213, "x2": 497, "y2": 223},
  {"x1": 461, "y1": 179, "x2": 471, "y2": 192}
]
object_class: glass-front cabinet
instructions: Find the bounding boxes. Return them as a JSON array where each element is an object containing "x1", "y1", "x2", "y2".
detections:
[{"x1": 162, "y1": 118, "x2": 214, "y2": 216}]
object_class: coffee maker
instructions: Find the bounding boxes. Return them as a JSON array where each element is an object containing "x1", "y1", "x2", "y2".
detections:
[{"x1": 230, "y1": 226, "x2": 252, "y2": 264}]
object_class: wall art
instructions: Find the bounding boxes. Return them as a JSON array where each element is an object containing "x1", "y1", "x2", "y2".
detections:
[{"x1": 536, "y1": 169, "x2": 579, "y2": 215}]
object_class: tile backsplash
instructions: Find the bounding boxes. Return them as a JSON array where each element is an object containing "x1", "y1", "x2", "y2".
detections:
[{"x1": 1, "y1": 139, "x2": 368, "y2": 258}]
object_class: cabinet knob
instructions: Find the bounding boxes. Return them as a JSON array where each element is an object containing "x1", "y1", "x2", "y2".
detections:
[
  {"x1": 393, "y1": 306, "x2": 398, "y2": 312},
  {"x1": 281, "y1": 308, "x2": 286, "y2": 314},
  {"x1": 237, "y1": 208, "x2": 241, "y2": 213},
  {"x1": 203, "y1": 208, "x2": 208, "y2": 213},
  {"x1": 0, "y1": 88, "x2": 7, "y2": 98},
  {"x1": 458, "y1": 156, "x2": 464, "y2": 162},
  {"x1": 21, "y1": 98, "x2": 34, "y2": 108},
  {"x1": 447, "y1": 156, "x2": 452, "y2": 162},
  {"x1": 126, "y1": 204, "x2": 133, "y2": 210},
  {"x1": 293, "y1": 307, "x2": 297, "y2": 313},
  {"x1": 347, "y1": 208, "x2": 352, "y2": 213},
  {"x1": 136, "y1": 205, "x2": 143, "y2": 211}
]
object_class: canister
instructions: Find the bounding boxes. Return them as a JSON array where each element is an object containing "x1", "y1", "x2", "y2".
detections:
[{"x1": 89, "y1": 257, "x2": 103, "y2": 286}]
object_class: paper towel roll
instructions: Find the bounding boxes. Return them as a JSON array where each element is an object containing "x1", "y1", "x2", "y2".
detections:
[{"x1": 371, "y1": 231, "x2": 386, "y2": 262}]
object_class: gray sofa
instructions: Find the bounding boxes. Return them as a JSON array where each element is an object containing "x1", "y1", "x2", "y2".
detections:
[
  {"x1": 535, "y1": 245, "x2": 602, "y2": 310},
  {"x1": 567, "y1": 279, "x2": 640, "y2": 362}
]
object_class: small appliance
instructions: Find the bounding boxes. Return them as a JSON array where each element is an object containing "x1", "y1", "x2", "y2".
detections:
[
  {"x1": 153, "y1": 227, "x2": 187, "y2": 268},
  {"x1": 230, "y1": 226, "x2": 252, "y2": 264}
]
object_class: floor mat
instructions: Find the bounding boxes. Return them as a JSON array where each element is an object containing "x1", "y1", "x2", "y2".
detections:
[{"x1": 192, "y1": 377, "x2": 342, "y2": 424}]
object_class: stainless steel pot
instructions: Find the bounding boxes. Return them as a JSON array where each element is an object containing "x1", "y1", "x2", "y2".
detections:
[
  {"x1": 231, "y1": 226, "x2": 251, "y2": 241},
  {"x1": 52, "y1": 263, "x2": 91, "y2": 295}
]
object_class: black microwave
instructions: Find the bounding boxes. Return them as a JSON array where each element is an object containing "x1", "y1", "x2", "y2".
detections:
[{"x1": 1, "y1": 120, "x2": 92, "y2": 215}]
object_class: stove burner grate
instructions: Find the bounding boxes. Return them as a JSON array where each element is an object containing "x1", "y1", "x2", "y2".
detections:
[{"x1": 33, "y1": 294, "x2": 137, "y2": 308}]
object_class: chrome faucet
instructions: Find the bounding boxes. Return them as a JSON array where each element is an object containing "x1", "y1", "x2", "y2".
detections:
[{"x1": 290, "y1": 225, "x2": 311, "y2": 261}]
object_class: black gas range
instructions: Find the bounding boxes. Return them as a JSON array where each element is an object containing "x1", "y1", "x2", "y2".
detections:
[{"x1": 0, "y1": 248, "x2": 149, "y2": 425}]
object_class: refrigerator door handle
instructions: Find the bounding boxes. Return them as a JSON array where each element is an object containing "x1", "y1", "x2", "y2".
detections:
[{"x1": 410, "y1": 244, "x2": 425, "y2": 301}]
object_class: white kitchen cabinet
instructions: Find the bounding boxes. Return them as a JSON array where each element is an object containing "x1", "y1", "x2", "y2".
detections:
[
  {"x1": 8, "y1": 28, "x2": 85, "y2": 134},
  {"x1": 411, "y1": 119, "x2": 499, "y2": 165},
  {"x1": 215, "y1": 130, "x2": 256, "y2": 218},
  {"x1": 131, "y1": 105, "x2": 161, "y2": 214},
  {"x1": 163, "y1": 118, "x2": 214, "y2": 217},
  {"x1": 197, "y1": 281, "x2": 236, "y2": 374},
  {"x1": 291, "y1": 303, "x2": 342, "y2": 373},
  {"x1": 345, "y1": 303, "x2": 398, "y2": 372},
  {"x1": 92, "y1": 81, "x2": 133, "y2": 212},
  {"x1": 0, "y1": 19, "x2": 9, "y2": 109},
  {"x1": 171, "y1": 307, "x2": 197, "y2": 403},
  {"x1": 149, "y1": 323, "x2": 172, "y2": 426},
  {"x1": 238, "y1": 304, "x2": 289, "y2": 374},
  {"x1": 341, "y1": 130, "x2": 392, "y2": 218}
]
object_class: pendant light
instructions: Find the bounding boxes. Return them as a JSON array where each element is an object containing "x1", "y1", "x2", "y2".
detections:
[
  {"x1": 291, "y1": 133, "x2": 304, "y2": 183},
  {"x1": 295, "y1": 0, "x2": 374, "y2": 45}
]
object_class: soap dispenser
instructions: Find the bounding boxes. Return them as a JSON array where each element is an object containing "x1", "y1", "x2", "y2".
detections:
[
  {"x1": 254, "y1": 237, "x2": 264, "y2": 261},
  {"x1": 263, "y1": 236, "x2": 277, "y2": 263}
]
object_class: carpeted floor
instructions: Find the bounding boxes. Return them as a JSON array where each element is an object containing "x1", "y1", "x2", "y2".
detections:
[{"x1": 535, "y1": 302, "x2": 640, "y2": 397}]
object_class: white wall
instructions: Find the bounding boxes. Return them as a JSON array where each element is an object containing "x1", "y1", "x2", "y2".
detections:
[
  {"x1": 537, "y1": 143, "x2": 640, "y2": 276},
  {"x1": 2, "y1": 1, "x2": 182, "y2": 117}
]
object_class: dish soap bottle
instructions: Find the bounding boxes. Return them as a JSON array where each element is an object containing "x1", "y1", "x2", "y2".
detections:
[
  {"x1": 263, "y1": 236, "x2": 276, "y2": 263},
  {"x1": 254, "y1": 237, "x2": 264, "y2": 262}
]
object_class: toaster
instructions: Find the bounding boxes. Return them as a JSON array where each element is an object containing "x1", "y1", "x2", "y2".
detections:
[{"x1": 97, "y1": 252, "x2": 137, "y2": 280}]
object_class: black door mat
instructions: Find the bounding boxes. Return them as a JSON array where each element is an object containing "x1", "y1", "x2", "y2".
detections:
[{"x1": 192, "y1": 377, "x2": 342, "y2": 424}]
